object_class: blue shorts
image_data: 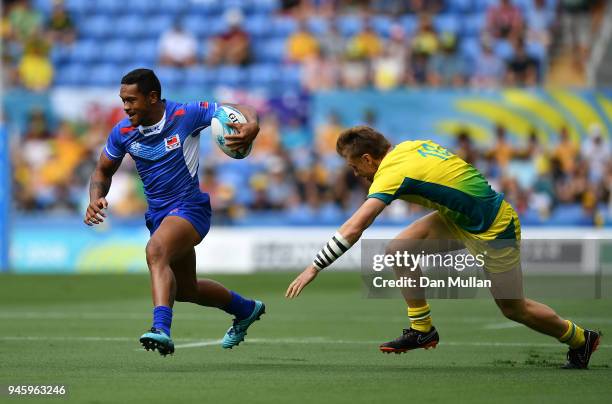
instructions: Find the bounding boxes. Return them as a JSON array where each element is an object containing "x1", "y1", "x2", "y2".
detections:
[{"x1": 144, "y1": 193, "x2": 212, "y2": 240}]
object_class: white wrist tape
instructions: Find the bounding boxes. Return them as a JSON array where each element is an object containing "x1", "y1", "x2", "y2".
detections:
[{"x1": 312, "y1": 232, "x2": 352, "y2": 271}]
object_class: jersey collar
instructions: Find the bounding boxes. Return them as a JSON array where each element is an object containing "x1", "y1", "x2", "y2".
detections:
[{"x1": 138, "y1": 111, "x2": 166, "y2": 136}]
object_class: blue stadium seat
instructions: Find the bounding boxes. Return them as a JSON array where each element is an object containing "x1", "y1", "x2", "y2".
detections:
[
  {"x1": 88, "y1": 64, "x2": 121, "y2": 86},
  {"x1": 129, "y1": 0, "x2": 157, "y2": 15},
  {"x1": 79, "y1": 16, "x2": 113, "y2": 39},
  {"x1": 54, "y1": 63, "x2": 89, "y2": 86},
  {"x1": 461, "y1": 13, "x2": 487, "y2": 37},
  {"x1": 446, "y1": 0, "x2": 474, "y2": 14},
  {"x1": 254, "y1": 38, "x2": 286, "y2": 63},
  {"x1": 183, "y1": 15, "x2": 211, "y2": 38},
  {"x1": 184, "y1": 67, "x2": 217, "y2": 87},
  {"x1": 473, "y1": 0, "x2": 498, "y2": 10},
  {"x1": 215, "y1": 65, "x2": 247, "y2": 87},
  {"x1": 92, "y1": 0, "x2": 123, "y2": 15},
  {"x1": 121, "y1": 62, "x2": 155, "y2": 75},
  {"x1": 102, "y1": 40, "x2": 132, "y2": 64},
  {"x1": 338, "y1": 15, "x2": 362, "y2": 37},
  {"x1": 115, "y1": 15, "x2": 146, "y2": 39},
  {"x1": 156, "y1": 0, "x2": 189, "y2": 16},
  {"x1": 247, "y1": 64, "x2": 279, "y2": 88},
  {"x1": 548, "y1": 204, "x2": 594, "y2": 226},
  {"x1": 272, "y1": 17, "x2": 298, "y2": 37},
  {"x1": 494, "y1": 39, "x2": 514, "y2": 60},
  {"x1": 526, "y1": 41, "x2": 547, "y2": 62},
  {"x1": 460, "y1": 37, "x2": 482, "y2": 63},
  {"x1": 223, "y1": 0, "x2": 248, "y2": 8},
  {"x1": 400, "y1": 15, "x2": 418, "y2": 35},
  {"x1": 204, "y1": 18, "x2": 230, "y2": 38},
  {"x1": 434, "y1": 14, "x2": 460, "y2": 34},
  {"x1": 132, "y1": 40, "x2": 159, "y2": 65},
  {"x1": 280, "y1": 65, "x2": 302, "y2": 87},
  {"x1": 190, "y1": 0, "x2": 223, "y2": 16},
  {"x1": 64, "y1": 0, "x2": 89, "y2": 16},
  {"x1": 49, "y1": 44, "x2": 71, "y2": 67},
  {"x1": 512, "y1": 0, "x2": 533, "y2": 14},
  {"x1": 248, "y1": 0, "x2": 279, "y2": 14},
  {"x1": 198, "y1": 41, "x2": 210, "y2": 61},
  {"x1": 371, "y1": 15, "x2": 393, "y2": 37},
  {"x1": 155, "y1": 66, "x2": 184, "y2": 87},
  {"x1": 69, "y1": 40, "x2": 102, "y2": 64},
  {"x1": 244, "y1": 14, "x2": 272, "y2": 38},
  {"x1": 32, "y1": 0, "x2": 52, "y2": 16},
  {"x1": 306, "y1": 16, "x2": 329, "y2": 36},
  {"x1": 519, "y1": 209, "x2": 544, "y2": 226},
  {"x1": 145, "y1": 15, "x2": 174, "y2": 39}
]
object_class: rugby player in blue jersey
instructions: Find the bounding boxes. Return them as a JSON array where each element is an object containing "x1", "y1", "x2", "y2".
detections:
[{"x1": 84, "y1": 69, "x2": 265, "y2": 356}]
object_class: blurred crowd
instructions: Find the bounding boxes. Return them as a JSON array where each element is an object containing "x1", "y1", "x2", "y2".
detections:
[
  {"x1": 11, "y1": 103, "x2": 612, "y2": 226},
  {"x1": 2, "y1": 0, "x2": 75, "y2": 90},
  {"x1": 454, "y1": 121, "x2": 612, "y2": 225},
  {"x1": 2, "y1": 0, "x2": 607, "y2": 91},
  {"x1": 5, "y1": 0, "x2": 612, "y2": 226},
  {"x1": 287, "y1": 0, "x2": 605, "y2": 90}
]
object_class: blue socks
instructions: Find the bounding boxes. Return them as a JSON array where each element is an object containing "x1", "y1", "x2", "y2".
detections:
[
  {"x1": 221, "y1": 291, "x2": 256, "y2": 320},
  {"x1": 153, "y1": 306, "x2": 173, "y2": 336},
  {"x1": 152, "y1": 292, "x2": 253, "y2": 336}
]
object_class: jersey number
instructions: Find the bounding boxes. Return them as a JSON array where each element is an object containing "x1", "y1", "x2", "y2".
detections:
[{"x1": 417, "y1": 143, "x2": 451, "y2": 160}]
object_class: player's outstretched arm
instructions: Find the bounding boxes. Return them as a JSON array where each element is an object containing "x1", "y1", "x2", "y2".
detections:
[
  {"x1": 84, "y1": 152, "x2": 121, "y2": 226},
  {"x1": 285, "y1": 198, "x2": 387, "y2": 299},
  {"x1": 223, "y1": 103, "x2": 260, "y2": 151}
]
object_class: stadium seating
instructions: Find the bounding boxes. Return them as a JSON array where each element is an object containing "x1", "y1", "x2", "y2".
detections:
[{"x1": 41, "y1": 0, "x2": 556, "y2": 91}]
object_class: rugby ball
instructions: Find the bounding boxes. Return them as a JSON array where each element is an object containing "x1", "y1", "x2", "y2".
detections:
[{"x1": 210, "y1": 105, "x2": 252, "y2": 159}]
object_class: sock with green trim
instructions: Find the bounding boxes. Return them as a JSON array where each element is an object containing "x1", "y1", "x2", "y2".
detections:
[{"x1": 408, "y1": 304, "x2": 432, "y2": 333}]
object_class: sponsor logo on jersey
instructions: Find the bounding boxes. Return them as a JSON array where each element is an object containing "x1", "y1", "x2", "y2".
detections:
[
  {"x1": 165, "y1": 134, "x2": 181, "y2": 151},
  {"x1": 199, "y1": 101, "x2": 209, "y2": 109},
  {"x1": 139, "y1": 114, "x2": 166, "y2": 136}
]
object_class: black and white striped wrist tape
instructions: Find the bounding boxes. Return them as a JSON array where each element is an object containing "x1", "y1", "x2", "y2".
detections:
[{"x1": 312, "y1": 232, "x2": 352, "y2": 271}]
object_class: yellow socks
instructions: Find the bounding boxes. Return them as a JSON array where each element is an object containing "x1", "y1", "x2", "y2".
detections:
[
  {"x1": 559, "y1": 320, "x2": 586, "y2": 349},
  {"x1": 407, "y1": 304, "x2": 432, "y2": 332}
]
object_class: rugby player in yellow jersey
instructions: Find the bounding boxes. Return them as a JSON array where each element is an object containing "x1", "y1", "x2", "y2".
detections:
[{"x1": 285, "y1": 126, "x2": 600, "y2": 369}]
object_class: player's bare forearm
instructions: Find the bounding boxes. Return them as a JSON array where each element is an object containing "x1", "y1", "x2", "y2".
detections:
[
  {"x1": 286, "y1": 198, "x2": 386, "y2": 298},
  {"x1": 338, "y1": 198, "x2": 387, "y2": 244},
  {"x1": 84, "y1": 153, "x2": 121, "y2": 226},
  {"x1": 89, "y1": 175, "x2": 111, "y2": 201},
  {"x1": 89, "y1": 153, "x2": 121, "y2": 200}
]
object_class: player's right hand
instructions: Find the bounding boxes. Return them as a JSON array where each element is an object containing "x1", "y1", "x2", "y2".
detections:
[
  {"x1": 84, "y1": 197, "x2": 108, "y2": 226},
  {"x1": 285, "y1": 265, "x2": 319, "y2": 299}
]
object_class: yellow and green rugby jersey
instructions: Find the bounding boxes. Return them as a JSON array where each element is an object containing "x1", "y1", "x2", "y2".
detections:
[{"x1": 368, "y1": 140, "x2": 504, "y2": 234}]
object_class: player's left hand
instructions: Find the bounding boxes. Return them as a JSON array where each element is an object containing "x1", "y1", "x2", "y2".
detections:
[
  {"x1": 225, "y1": 122, "x2": 259, "y2": 151},
  {"x1": 285, "y1": 265, "x2": 319, "y2": 299}
]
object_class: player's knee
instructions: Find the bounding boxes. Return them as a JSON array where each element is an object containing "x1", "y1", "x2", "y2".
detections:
[
  {"x1": 145, "y1": 239, "x2": 169, "y2": 268},
  {"x1": 386, "y1": 238, "x2": 422, "y2": 257}
]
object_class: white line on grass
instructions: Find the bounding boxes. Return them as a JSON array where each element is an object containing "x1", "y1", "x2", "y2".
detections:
[
  {"x1": 3, "y1": 312, "x2": 612, "y2": 325},
  {"x1": 483, "y1": 322, "x2": 522, "y2": 330},
  {"x1": 1, "y1": 336, "x2": 610, "y2": 350},
  {"x1": 173, "y1": 338, "x2": 612, "y2": 350}
]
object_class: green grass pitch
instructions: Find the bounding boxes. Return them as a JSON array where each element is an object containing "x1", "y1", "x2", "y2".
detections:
[{"x1": 0, "y1": 273, "x2": 610, "y2": 403}]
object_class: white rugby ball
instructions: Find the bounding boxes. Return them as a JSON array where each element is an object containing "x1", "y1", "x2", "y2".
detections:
[{"x1": 210, "y1": 105, "x2": 252, "y2": 159}]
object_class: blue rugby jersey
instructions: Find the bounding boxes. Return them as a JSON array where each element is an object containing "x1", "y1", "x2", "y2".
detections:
[{"x1": 104, "y1": 100, "x2": 218, "y2": 210}]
